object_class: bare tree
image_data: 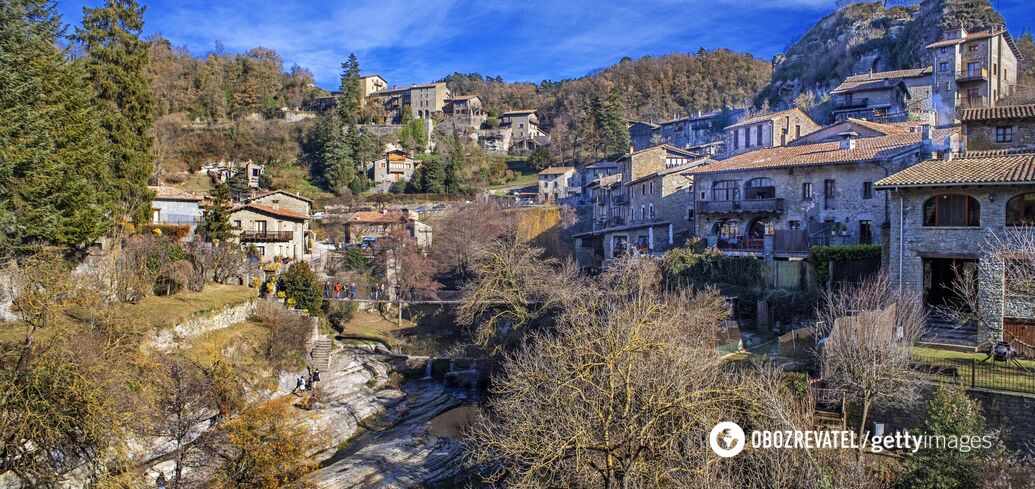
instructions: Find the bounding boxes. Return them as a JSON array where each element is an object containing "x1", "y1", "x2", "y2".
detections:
[
  {"x1": 819, "y1": 274, "x2": 926, "y2": 455},
  {"x1": 430, "y1": 199, "x2": 516, "y2": 280},
  {"x1": 152, "y1": 355, "x2": 216, "y2": 488}
]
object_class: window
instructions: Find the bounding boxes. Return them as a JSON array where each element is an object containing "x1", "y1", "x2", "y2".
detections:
[
  {"x1": 712, "y1": 180, "x2": 740, "y2": 201},
  {"x1": 233, "y1": 220, "x2": 242, "y2": 228},
  {"x1": 745, "y1": 177, "x2": 775, "y2": 199},
  {"x1": 823, "y1": 179, "x2": 835, "y2": 210},
  {"x1": 788, "y1": 220, "x2": 801, "y2": 230},
  {"x1": 756, "y1": 124, "x2": 763, "y2": 146},
  {"x1": 687, "y1": 208, "x2": 694, "y2": 221},
  {"x1": 649, "y1": 181, "x2": 654, "y2": 194},
  {"x1": 862, "y1": 181, "x2": 873, "y2": 199},
  {"x1": 940, "y1": 47, "x2": 947, "y2": 54},
  {"x1": 923, "y1": 194, "x2": 980, "y2": 226},
  {"x1": 744, "y1": 128, "x2": 751, "y2": 148},
  {"x1": 1006, "y1": 193, "x2": 1035, "y2": 225},
  {"x1": 732, "y1": 129, "x2": 739, "y2": 149},
  {"x1": 940, "y1": 62, "x2": 950, "y2": 72},
  {"x1": 859, "y1": 220, "x2": 873, "y2": 244},
  {"x1": 649, "y1": 204, "x2": 655, "y2": 219},
  {"x1": 255, "y1": 245, "x2": 265, "y2": 256},
  {"x1": 996, "y1": 126, "x2": 1013, "y2": 143},
  {"x1": 713, "y1": 219, "x2": 740, "y2": 239},
  {"x1": 642, "y1": 184, "x2": 646, "y2": 195},
  {"x1": 700, "y1": 191, "x2": 706, "y2": 200},
  {"x1": 795, "y1": 124, "x2": 801, "y2": 138},
  {"x1": 802, "y1": 182, "x2": 813, "y2": 200}
]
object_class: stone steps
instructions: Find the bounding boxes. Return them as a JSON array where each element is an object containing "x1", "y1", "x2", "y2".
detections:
[
  {"x1": 310, "y1": 338, "x2": 332, "y2": 370},
  {"x1": 919, "y1": 318, "x2": 978, "y2": 350}
]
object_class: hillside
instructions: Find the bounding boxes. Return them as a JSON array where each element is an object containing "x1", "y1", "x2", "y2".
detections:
[
  {"x1": 762, "y1": 0, "x2": 1006, "y2": 107},
  {"x1": 441, "y1": 49, "x2": 772, "y2": 162}
]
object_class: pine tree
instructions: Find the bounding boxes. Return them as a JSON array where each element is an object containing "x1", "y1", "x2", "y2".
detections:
[
  {"x1": 418, "y1": 154, "x2": 445, "y2": 194},
  {"x1": 338, "y1": 53, "x2": 362, "y2": 126},
  {"x1": 593, "y1": 93, "x2": 631, "y2": 158},
  {"x1": 73, "y1": 0, "x2": 156, "y2": 224},
  {"x1": 444, "y1": 135, "x2": 466, "y2": 193},
  {"x1": 0, "y1": 0, "x2": 116, "y2": 252},
  {"x1": 227, "y1": 168, "x2": 251, "y2": 201},
  {"x1": 202, "y1": 183, "x2": 235, "y2": 242}
]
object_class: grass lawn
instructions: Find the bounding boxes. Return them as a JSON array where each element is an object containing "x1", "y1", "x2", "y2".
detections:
[
  {"x1": 268, "y1": 165, "x2": 335, "y2": 203},
  {"x1": 174, "y1": 172, "x2": 214, "y2": 195},
  {"x1": 122, "y1": 283, "x2": 257, "y2": 331},
  {"x1": 487, "y1": 157, "x2": 541, "y2": 191},
  {"x1": 339, "y1": 310, "x2": 416, "y2": 346},
  {"x1": 183, "y1": 319, "x2": 268, "y2": 362},
  {"x1": 911, "y1": 346, "x2": 1035, "y2": 394}
]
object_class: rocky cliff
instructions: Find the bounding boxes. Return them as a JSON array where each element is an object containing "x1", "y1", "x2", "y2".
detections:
[{"x1": 762, "y1": 0, "x2": 1006, "y2": 108}]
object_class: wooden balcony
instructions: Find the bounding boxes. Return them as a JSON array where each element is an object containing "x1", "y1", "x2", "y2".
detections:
[
  {"x1": 240, "y1": 230, "x2": 293, "y2": 242},
  {"x1": 699, "y1": 198, "x2": 784, "y2": 214},
  {"x1": 956, "y1": 67, "x2": 989, "y2": 82}
]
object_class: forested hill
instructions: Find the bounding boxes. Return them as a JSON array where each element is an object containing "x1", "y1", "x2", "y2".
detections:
[
  {"x1": 760, "y1": 0, "x2": 1006, "y2": 107},
  {"x1": 440, "y1": 49, "x2": 772, "y2": 161}
]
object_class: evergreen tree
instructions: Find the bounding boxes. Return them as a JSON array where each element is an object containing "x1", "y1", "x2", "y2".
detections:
[
  {"x1": 0, "y1": 0, "x2": 116, "y2": 251},
  {"x1": 337, "y1": 53, "x2": 362, "y2": 125},
  {"x1": 397, "y1": 118, "x2": 427, "y2": 154},
  {"x1": 202, "y1": 183, "x2": 235, "y2": 242},
  {"x1": 73, "y1": 0, "x2": 156, "y2": 224},
  {"x1": 444, "y1": 135, "x2": 466, "y2": 193},
  {"x1": 528, "y1": 146, "x2": 551, "y2": 170},
  {"x1": 592, "y1": 93, "x2": 631, "y2": 157},
  {"x1": 418, "y1": 153, "x2": 445, "y2": 194},
  {"x1": 227, "y1": 168, "x2": 251, "y2": 201},
  {"x1": 280, "y1": 261, "x2": 322, "y2": 315},
  {"x1": 895, "y1": 384, "x2": 990, "y2": 489}
]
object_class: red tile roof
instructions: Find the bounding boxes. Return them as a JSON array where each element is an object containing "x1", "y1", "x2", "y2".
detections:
[
  {"x1": 831, "y1": 68, "x2": 931, "y2": 94},
  {"x1": 150, "y1": 186, "x2": 203, "y2": 202},
  {"x1": 247, "y1": 190, "x2": 314, "y2": 204},
  {"x1": 538, "y1": 166, "x2": 575, "y2": 175},
  {"x1": 960, "y1": 104, "x2": 1035, "y2": 122},
  {"x1": 875, "y1": 153, "x2": 1035, "y2": 187},
  {"x1": 694, "y1": 130, "x2": 956, "y2": 175},
  {"x1": 232, "y1": 203, "x2": 309, "y2": 220},
  {"x1": 725, "y1": 107, "x2": 814, "y2": 130},
  {"x1": 926, "y1": 30, "x2": 998, "y2": 48},
  {"x1": 344, "y1": 211, "x2": 407, "y2": 224}
]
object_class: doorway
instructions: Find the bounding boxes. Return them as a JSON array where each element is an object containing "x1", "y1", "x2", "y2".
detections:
[{"x1": 922, "y1": 258, "x2": 977, "y2": 310}]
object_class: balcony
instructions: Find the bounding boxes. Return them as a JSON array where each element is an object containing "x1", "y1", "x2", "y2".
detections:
[
  {"x1": 699, "y1": 198, "x2": 784, "y2": 214},
  {"x1": 834, "y1": 97, "x2": 869, "y2": 110},
  {"x1": 956, "y1": 67, "x2": 989, "y2": 82},
  {"x1": 240, "y1": 230, "x2": 293, "y2": 242},
  {"x1": 611, "y1": 194, "x2": 629, "y2": 205},
  {"x1": 957, "y1": 95, "x2": 989, "y2": 109}
]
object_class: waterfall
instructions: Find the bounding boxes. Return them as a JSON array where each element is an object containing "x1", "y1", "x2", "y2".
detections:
[{"x1": 423, "y1": 358, "x2": 433, "y2": 380}]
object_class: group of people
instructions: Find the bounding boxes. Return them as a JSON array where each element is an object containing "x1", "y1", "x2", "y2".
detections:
[
  {"x1": 326, "y1": 281, "x2": 358, "y2": 300},
  {"x1": 293, "y1": 366, "x2": 322, "y2": 394}
]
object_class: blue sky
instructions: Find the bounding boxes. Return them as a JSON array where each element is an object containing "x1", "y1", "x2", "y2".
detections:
[{"x1": 55, "y1": 0, "x2": 1035, "y2": 90}]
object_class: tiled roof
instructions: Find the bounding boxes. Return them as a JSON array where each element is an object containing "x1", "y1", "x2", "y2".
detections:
[
  {"x1": 629, "y1": 120, "x2": 660, "y2": 128},
  {"x1": 694, "y1": 130, "x2": 955, "y2": 175},
  {"x1": 247, "y1": 190, "x2": 314, "y2": 204},
  {"x1": 344, "y1": 211, "x2": 407, "y2": 224},
  {"x1": 502, "y1": 109, "x2": 537, "y2": 116},
  {"x1": 586, "y1": 160, "x2": 621, "y2": 169},
  {"x1": 448, "y1": 95, "x2": 479, "y2": 100},
  {"x1": 725, "y1": 107, "x2": 813, "y2": 130},
  {"x1": 926, "y1": 30, "x2": 998, "y2": 48},
  {"x1": 831, "y1": 67, "x2": 932, "y2": 94},
  {"x1": 959, "y1": 104, "x2": 1035, "y2": 122},
  {"x1": 587, "y1": 174, "x2": 622, "y2": 188},
  {"x1": 233, "y1": 203, "x2": 309, "y2": 220},
  {"x1": 621, "y1": 144, "x2": 698, "y2": 160},
  {"x1": 627, "y1": 158, "x2": 714, "y2": 185},
  {"x1": 845, "y1": 118, "x2": 913, "y2": 135},
  {"x1": 538, "y1": 166, "x2": 575, "y2": 175},
  {"x1": 875, "y1": 153, "x2": 1035, "y2": 187},
  {"x1": 150, "y1": 186, "x2": 202, "y2": 202}
]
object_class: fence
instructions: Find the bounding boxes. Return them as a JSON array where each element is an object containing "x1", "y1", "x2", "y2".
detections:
[{"x1": 911, "y1": 354, "x2": 1035, "y2": 395}]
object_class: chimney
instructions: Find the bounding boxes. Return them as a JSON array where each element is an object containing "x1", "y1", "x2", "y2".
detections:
[
  {"x1": 921, "y1": 124, "x2": 934, "y2": 158},
  {"x1": 943, "y1": 135, "x2": 956, "y2": 161},
  {"x1": 838, "y1": 131, "x2": 858, "y2": 150}
]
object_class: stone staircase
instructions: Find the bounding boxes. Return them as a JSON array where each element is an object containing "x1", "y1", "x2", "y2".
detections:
[
  {"x1": 310, "y1": 338, "x2": 333, "y2": 370},
  {"x1": 919, "y1": 316, "x2": 978, "y2": 351}
]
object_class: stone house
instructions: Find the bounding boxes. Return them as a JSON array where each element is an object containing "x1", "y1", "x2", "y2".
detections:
[
  {"x1": 877, "y1": 152, "x2": 1035, "y2": 347},
  {"x1": 724, "y1": 107, "x2": 820, "y2": 157},
  {"x1": 372, "y1": 149, "x2": 419, "y2": 187},
  {"x1": 877, "y1": 104, "x2": 1035, "y2": 348},
  {"x1": 230, "y1": 204, "x2": 309, "y2": 261},
  {"x1": 830, "y1": 67, "x2": 934, "y2": 123},
  {"x1": 342, "y1": 210, "x2": 432, "y2": 249},
  {"x1": 575, "y1": 160, "x2": 622, "y2": 207},
  {"x1": 369, "y1": 82, "x2": 451, "y2": 122},
  {"x1": 149, "y1": 186, "x2": 204, "y2": 240},
  {"x1": 628, "y1": 120, "x2": 660, "y2": 151},
  {"x1": 205, "y1": 160, "x2": 264, "y2": 189},
  {"x1": 247, "y1": 190, "x2": 313, "y2": 217},
  {"x1": 693, "y1": 125, "x2": 957, "y2": 259},
  {"x1": 444, "y1": 95, "x2": 487, "y2": 129},
  {"x1": 961, "y1": 104, "x2": 1035, "y2": 152},
  {"x1": 537, "y1": 166, "x2": 577, "y2": 204},
  {"x1": 927, "y1": 27, "x2": 1020, "y2": 126},
  {"x1": 571, "y1": 145, "x2": 705, "y2": 268},
  {"x1": 360, "y1": 75, "x2": 388, "y2": 98}
]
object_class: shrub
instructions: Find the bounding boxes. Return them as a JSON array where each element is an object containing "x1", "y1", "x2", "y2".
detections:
[
  {"x1": 808, "y1": 244, "x2": 881, "y2": 285},
  {"x1": 324, "y1": 301, "x2": 357, "y2": 332},
  {"x1": 279, "y1": 262, "x2": 322, "y2": 315},
  {"x1": 662, "y1": 246, "x2": 766, "y2": 288},
  {"x1": 256, "y1": 299, "x2": 312, "y2": 370}
]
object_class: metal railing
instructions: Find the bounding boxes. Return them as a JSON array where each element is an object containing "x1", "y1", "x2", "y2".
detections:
[
  {"x1": 240, "y1": 230, "x2": 294, "y2": 241},
  {"x1": 911, "y1": 354, "x2": 1035, "y2": 395},
  {"x1": 699, "y1": 198, "x2": 784, "y2": 214},
  {"x1": 956, "y1": 67, "x2": 989, "y2": 82},
  {"x1": 834, "y1": 97, "x2": 869, "y2": 110}
]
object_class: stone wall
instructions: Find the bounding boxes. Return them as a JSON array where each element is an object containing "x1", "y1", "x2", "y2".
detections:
[
  {"x1": 965, "y1": 119, "x2": 1035, "y2": 152},
  {"x1": 151, "y1": 299, "x2": 257, "y2": 351}
]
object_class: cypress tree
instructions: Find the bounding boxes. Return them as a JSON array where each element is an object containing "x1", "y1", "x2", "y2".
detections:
[
  {"x1": 337, "y1": 53, "x2": 362, "y2": 126},
  {"x1": 202, "y1": 183, "x2": 235, "y2": 242},
  {"x1": 73, "y1": 0, "x2": 156, "y2": 224},
  {"x1": 419, "y1": 153, "x2": 445, "y2": 194},
  {"x1": 444, "y1": 135, "x2": 466, "y2": 193},
  {"x1": 0, "y1": 0, "x2": 116, "y2": 252}
]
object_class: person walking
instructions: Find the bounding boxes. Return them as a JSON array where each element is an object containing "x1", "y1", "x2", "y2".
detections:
[
  {"x1": 313, "y1": 368, "x2": 321, "y2": 383},
  {"x1": 155, "y1": 472, "x2": 167, "y2": 489},
  {"x1": 305, "y1": 375, "x2": 313, "y2": 391},
  {"x1": 333, "y1": 282, "x2": 342, "y2": 299},
  {"x1": 292, "y1": 376, "x2": 304, "y2": 394},
  {"x1": 349, "y1": 282, "x2": 357, "y2": 301}
]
